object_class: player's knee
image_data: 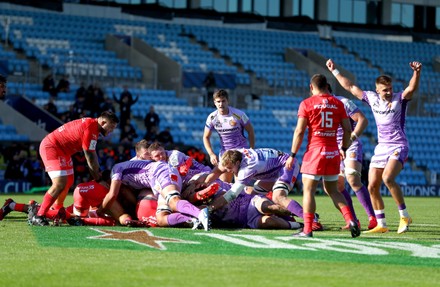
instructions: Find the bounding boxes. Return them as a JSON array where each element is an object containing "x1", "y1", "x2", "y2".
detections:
[
  {"x1": 155, "y1": 205, "x2": 172, "y2": 226},
  {"x1": 253, "y1": 185, "x2": 268, "y2": 195},
  {"x1": 164, "y1": 191, "x2": 180, "y2": 205},
  {"x1": 272, "y1": 182, "x2": 291, "y2": 202}
]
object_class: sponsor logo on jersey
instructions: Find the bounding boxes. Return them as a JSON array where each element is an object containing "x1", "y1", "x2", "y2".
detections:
[
  {"x1": 79, "y1": 184, "x2": 95, "y2": 192},
  {"x1": 314, "y1": 104, "x2": 338, "y2": 109},
  {"x1": 314, "y1": 131, "x2": 336, "y2": 137},
  {"x1": 232, "y1": 113, "x2": 242, "y2": 120},
  {"x1": 89, "y1": 140, "x2": 97, "y2": 150}
]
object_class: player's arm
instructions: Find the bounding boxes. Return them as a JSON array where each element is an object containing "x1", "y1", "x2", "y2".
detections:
[
  {"x1": 286, "y1": 117, "x2": 307, "y2": 170},
  {"x1": 100, "y1": 179, "x2": 122, "y2": 211},
  {"x1": 209, "y1": 182, "x2": 245, "y2": 212},
  {"x1": 260, "y1": 199, "x2": 292, "y2": 217},
  {"x1": 244, "y1": 122, "x2": 255, "y2": 149},
  {"x1": 350, "y1": 110, "x2": 368, "y2": 141},
  {"x1": 84, "y1": 150, "x2": 101, "y2": 181},
  {"x1": 340, "y1": 118, "x2": 352, "y2": 159},
  {"x1": 402, "y1": 61, "x2": 422, "y2": 100},
  {"x1": 203, "y1": 126, "x2": 218, "y2": 166},
  {"x1": 326, "y1": 59, "x2": 363, "y2": 100},
  {"x1": 204, "y1": 164, "x2": 225, "y2": 184}
]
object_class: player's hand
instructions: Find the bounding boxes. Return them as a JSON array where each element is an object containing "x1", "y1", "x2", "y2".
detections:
[
  {"x1": 285, "y1": 156, "x2": 294, "y2": 170},
  {"x1": 339, "y1": 149, "x2": 346, "y2": 160},
  {"x1": 326, "y1": 59, "x2": 335, "y2": 71},
  {"x1": 410, "y1": 61, "x2": 422, "y2": 72},
  {"x1": 209, "y1": 154, "x2": 218, "y2": 166}
]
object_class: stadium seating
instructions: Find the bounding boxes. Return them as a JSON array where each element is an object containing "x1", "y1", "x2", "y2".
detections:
[{"x1": 0, "y1": 4, "x2": 438, "y2": 185}]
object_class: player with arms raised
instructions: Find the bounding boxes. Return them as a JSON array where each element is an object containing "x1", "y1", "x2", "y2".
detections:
[{"x1": 327, "y1": 58, "x2": 422, "y2": 234}]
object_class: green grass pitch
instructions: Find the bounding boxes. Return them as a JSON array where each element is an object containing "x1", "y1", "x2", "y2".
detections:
[{"x1": 0, "y1": 194, "x2": 439, "y2": 287}]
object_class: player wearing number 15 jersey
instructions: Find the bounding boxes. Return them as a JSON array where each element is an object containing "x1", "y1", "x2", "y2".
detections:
[{"x1": 285, "y1": 74, "x2": 360, "y2": 238}]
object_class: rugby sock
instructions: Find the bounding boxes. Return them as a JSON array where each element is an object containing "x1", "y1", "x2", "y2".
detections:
[
  {"x1": 83, "y1": 217, "x2": 116, "y2": 226},
  {"x1": 65, "y1": 204, "x2": 74, "y2": 214},
  {"x1": 286, "y1": 200, "x2": 304, "y2": 218},
  {"x1": 11, "y1": 202, "x2": 26, "y2": 212},
  {"x1": 341, "y1": 189, "x2": 357, "y2": 222},
  {"x1": 45, "y1": 207, "x2": 72, "y2": 220},
  {"x1": 51, "y1": 203, "x2": 64, "y2": 210},
  {"x1": 167, "y1": 213, "x2": 192, "y2": 226},
  {"x1": 288, "y1": 221, "x2": 302, "y2": 229},
  {"x1": 354, "y1": 186, "x2": 375, "y2": 217},
  {"x1": 374, "y1": 209, "x2": 387, "y2": 227},
  {"x1": 176, "y1": 200, "x2": 202, "y2": 218},
  {"x1": 398, "y1": 203, "x2": 409, "y2": 218},
  {"x1": 340, "y1": 205, "x2": 355, "y2": 223},
  {"x1": 36, "y1": 193, "x2": 56, "y2": 217},
  {"x1": 303, "y1": 212, "x2": 314, "y2": 234}
]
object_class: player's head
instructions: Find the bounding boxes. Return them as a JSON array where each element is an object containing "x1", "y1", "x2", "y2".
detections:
[
  {"x1": 98, "y1": 111, "x2": 119, "y2": 136},
  {"x1": 375, "y1": 75, "x2": 393, "y2": 99},
  {"x1": 0, "y1": 74, "x2": 7, "y2": 98},
  {"x1": 135, "y1": 139, "x2": 151, "y2": 160},
  {"x1": 148, "y1": 142, "x2": 167, "y2": 162},
  {"x1": 220, "y1": 150, "x2": 242, "y2": 175},
  {"x1": 310, "y1": 74, "x2": 329, "y2": 95},
  {"x1": 213, "y1": 89, "x2": 229, "y2": 112}
]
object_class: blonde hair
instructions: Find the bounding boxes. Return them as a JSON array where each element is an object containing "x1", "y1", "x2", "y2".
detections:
[{"x1": 221, "y1": 150, "x2": 242, "y2": 166}]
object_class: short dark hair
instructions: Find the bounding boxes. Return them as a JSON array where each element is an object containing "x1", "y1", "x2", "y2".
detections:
[
  {"x1": 99, "y1": 111, "x2": 119, "y2": 124},
  {"x1": 375, "y1": 75, "x2": 392, "y2": 86},
  {"x1": 213, "y1": 89, "x2": 229, "y2": 100},
  {"x1": 310, "y1": 74, "x2": 329, "y2": 91}
]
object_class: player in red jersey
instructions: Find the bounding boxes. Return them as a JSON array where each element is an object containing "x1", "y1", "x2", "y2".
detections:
[
  {"x1": 29, "y1": 111, "x2": 119, "y2": 226},
  {"x1": 285, "y1": 74, "x2": 360, "y2": 238}
]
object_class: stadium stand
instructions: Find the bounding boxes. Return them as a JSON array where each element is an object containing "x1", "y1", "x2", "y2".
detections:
[{"x1": 0, "y1": 1, "x2": 439, "y2": 186}]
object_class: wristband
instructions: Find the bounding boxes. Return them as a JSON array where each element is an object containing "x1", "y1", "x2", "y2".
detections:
[
  {"x1": 351, "y1": 132, "x2": 358, "y2": 140},
  {"x1": 341, "y1": 146, "x2": 348, "y2": 152},
  {"x1": 290, "y1": 152, "x2": 296, "y2": 158},
  {"x1": 332, "y1": 69, "x2": 340, "y2": 77}
]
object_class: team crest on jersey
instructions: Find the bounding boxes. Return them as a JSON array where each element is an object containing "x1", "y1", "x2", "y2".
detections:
[
  {"x1": 349, "y1": 152, "x2": 356, "y2": 158},
  {"x1": 322, "y1": 99, "x2": 329, "y2": 104},
  {"x1": 58, "y1": 156, "x2": 67, "y2": 167},
  {"x1": 89, "y1": 140, "x2": 97, "y2": 150},
  {"x1": 229, "y1": 119, "x2": 237, "y2": 126}
]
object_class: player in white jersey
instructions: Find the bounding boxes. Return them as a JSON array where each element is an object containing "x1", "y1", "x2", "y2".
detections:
[
  {"x1": 205, "y1": 148, "x2": 316, "y2": 227},
  {"x1": 203, "y1": 89, "x2": 255, "y2": 182},
  {"x1": 330, "y1": 86, "x2": 377, "y2": 230},
  {"x1": 130, "y1": 139, "x2": 151, "y2": 160},
  {"x1": 327, "y1": 58, "x2": 422, "y2": 234},
  {"x1": 101, "y1": 160, "x2": 210, "y2": 231},
  {"x1": 147, "y1": 142, "x2": 220, "y2": 203}
]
